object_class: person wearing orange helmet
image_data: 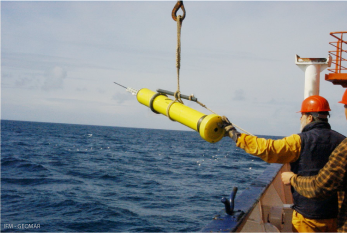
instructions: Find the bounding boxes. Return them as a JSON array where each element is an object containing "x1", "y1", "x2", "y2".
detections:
[
  {"x1": 282, "y1": 90, "x2": 347, "y2": 232},
  {"x1": 221, "y1": 95, "x2": 345, "y2": 232}
]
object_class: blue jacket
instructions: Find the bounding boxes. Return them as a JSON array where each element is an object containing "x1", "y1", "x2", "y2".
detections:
[{"x1": 291, "y1": 121, "x2": 345, "y2": 219}]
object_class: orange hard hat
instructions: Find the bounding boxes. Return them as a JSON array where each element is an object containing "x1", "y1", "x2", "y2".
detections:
[
  {"x1": 338, "y1": 89, "x2": 347, "y2": 105},
  {"x1": 299, "y1": 95, "x2": 331, "y2": 113}
]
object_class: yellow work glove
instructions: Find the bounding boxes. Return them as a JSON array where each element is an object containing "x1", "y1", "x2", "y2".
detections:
[{"x1": 221, "y1": 116, "x2": 241, "y2": 142}]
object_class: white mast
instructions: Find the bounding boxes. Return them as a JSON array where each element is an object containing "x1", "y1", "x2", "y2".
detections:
[{"x1": 295, "y1": 54, "x2": 332, "y2": 99}]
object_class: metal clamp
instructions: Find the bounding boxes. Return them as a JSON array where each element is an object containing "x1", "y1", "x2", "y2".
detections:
[{"x1": 157, "y1": 89, "x2": 197, "y2": 102}]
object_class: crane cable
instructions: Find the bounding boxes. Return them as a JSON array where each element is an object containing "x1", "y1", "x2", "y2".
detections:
[
  {"x1": 170, "y1": 1, "x2": 253, "y2": 136},
  {"x1": 166, "y1": 1, "x2": 185, "y2": 121}
]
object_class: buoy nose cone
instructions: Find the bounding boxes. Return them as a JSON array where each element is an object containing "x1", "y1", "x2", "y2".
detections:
[{"x1": 199, "y1": 114, "x2": 225, "y2": 143}]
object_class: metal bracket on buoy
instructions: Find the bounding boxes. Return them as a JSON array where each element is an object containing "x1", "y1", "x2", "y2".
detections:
[{"x1": 157, "y1": 89, "x2": 198, "y2": 102}]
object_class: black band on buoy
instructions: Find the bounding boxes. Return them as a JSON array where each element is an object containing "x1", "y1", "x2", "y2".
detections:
[
  {"x1": 149, "y1": 93, "x2": 166, "y2": 114},
  {"x1": 197, "y1": 115, "x2": 207, "y2": 132}
]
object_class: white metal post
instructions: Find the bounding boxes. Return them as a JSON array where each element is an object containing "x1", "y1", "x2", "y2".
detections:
[{"x1": 295, "y1": 54, "x2": 332, "y2": 99}]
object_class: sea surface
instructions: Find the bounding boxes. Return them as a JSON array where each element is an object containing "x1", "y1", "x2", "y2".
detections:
[{"x1": 1, "y1": 120, "x2": 279, "y2": 232}]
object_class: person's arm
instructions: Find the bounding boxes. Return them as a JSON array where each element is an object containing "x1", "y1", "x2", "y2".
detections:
[
  {"x1": 289, "y1": 139, "x2": 347, "y2": 199},
  {"x1": 236, "y1": 134, "x2": 301, "y2": 163},
  {"x1": 221, "y1": 116, "x2": 301, "y2": 163}
]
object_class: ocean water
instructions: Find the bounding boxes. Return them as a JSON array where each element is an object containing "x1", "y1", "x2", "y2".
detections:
[{"x1": 1, "y1": 120, "x2": 276, "y2": 232}]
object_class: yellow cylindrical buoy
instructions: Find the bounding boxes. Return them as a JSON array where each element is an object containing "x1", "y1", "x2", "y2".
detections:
[{"x1": 136, "y1": 88, "x2": 225, "y2": 143}]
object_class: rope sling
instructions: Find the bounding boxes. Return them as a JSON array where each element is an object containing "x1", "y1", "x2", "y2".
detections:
[{"x1": 169, "y1": 1, "x2": 254, "y2": 136}]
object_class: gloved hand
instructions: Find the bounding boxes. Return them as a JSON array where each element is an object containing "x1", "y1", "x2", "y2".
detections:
[{"x1": 220, "y1": 116, "x2": 241, "y2": 142}]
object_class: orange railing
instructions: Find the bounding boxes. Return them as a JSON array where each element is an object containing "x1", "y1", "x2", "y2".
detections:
[{"x1": 325, "y1": 31, "x2": 347, "y2": 87}]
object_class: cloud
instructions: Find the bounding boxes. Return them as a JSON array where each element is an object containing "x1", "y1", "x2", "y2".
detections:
[
  {"x1": 42, "y1": 66, "x2": 67, "y2": 91},
  {"x1": 15, "y1": 77, "x2": 38, "y2": 89},
  {"x1": 76, "y1": 88, "x2": 87, "y2": 92},
  {"x1": 2, "y1": 1, "x2": 347, "y2": 136},
  {"x1": 112, "y1": 92, "x2": 135, "y2": 104},
  {"x1": 233, "y1": 89, "x2": 246, "y2": 101}
]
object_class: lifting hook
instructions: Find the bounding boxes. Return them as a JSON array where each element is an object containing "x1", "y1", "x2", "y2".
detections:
[{"x1": 172, "y1": 0, "x2": 186, "y2": 22}]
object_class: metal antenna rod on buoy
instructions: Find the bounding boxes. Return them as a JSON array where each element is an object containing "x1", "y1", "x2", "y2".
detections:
[
  {"x1": 114, "y1": 82, "x2": 127, "y2": 89},
  {"x1": 114, "y1": 82, "x2": 138, "y2": 96}
]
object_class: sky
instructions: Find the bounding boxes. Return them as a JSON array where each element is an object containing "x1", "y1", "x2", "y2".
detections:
[{"x1": 1, "y1": 1, "x2": 347, "y2": 137}]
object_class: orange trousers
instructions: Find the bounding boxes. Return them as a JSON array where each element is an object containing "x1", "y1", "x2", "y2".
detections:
[{"x1": 292, "y1": 210, "x2": 337, "y2": 232}]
